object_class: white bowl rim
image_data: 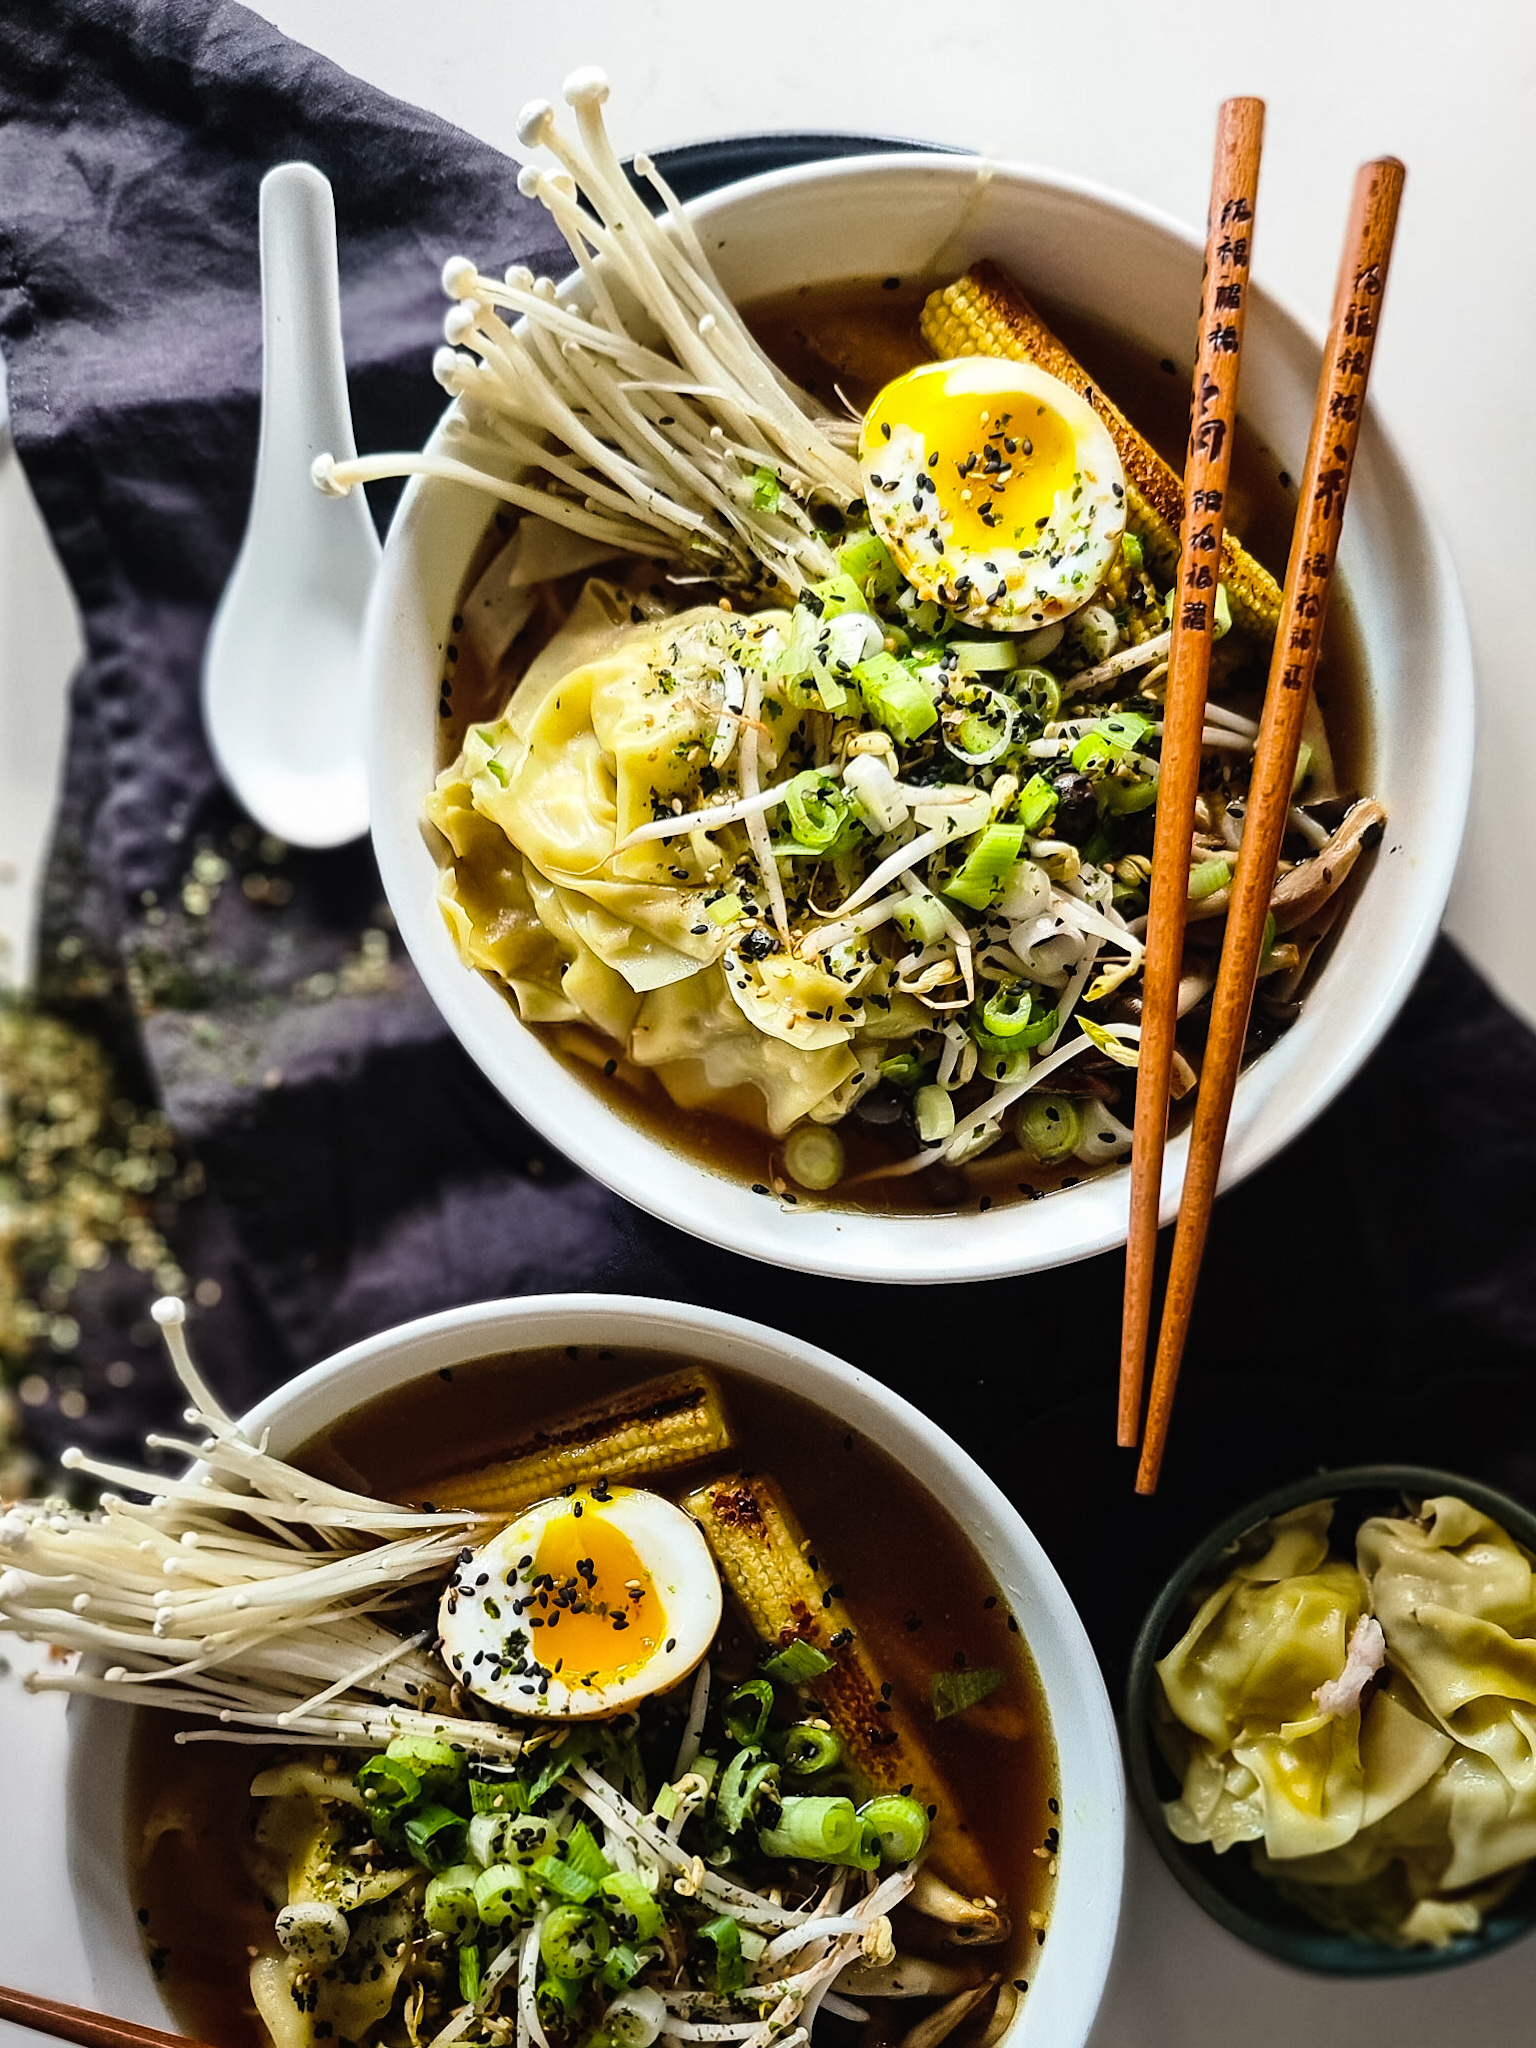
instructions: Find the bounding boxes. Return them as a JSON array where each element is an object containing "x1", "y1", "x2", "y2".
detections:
[
  {"x1": 365, "y1": 148, "x2": 1474, "y2": 1284},
  {"x1": 65, "y1": 1290, "x2": 1126, "y2": 2048}
]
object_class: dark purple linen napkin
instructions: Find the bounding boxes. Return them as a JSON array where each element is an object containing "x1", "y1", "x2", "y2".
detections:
[{"x1": 3, "y1": 0, "x2": 1534, "y2": 1678}]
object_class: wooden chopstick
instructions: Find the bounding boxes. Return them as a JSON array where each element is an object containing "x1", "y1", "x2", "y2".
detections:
[
  {"x1": 0, "y1": 1986, "x2": 208, "y2": 2048},
  {"x1": 1135, "y1": 156, "x2": 1406, "y2": 1495},
  {"x1": 1118, "y1": 96, "x2": 1265, "y2": 1448}
]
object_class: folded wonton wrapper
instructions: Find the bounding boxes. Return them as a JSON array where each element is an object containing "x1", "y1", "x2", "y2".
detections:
[
  {"x1": 426, "y1": 579, "x2": 928, "y2": 1137},
  {"x1": 1155, "y1": 1494, "x2": 1536, "y2": 1947}
]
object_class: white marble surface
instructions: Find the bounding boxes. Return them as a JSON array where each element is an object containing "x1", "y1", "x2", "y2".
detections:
[{"x1": 3, "y1": 3, "x2": 1536, "y2": 2042}]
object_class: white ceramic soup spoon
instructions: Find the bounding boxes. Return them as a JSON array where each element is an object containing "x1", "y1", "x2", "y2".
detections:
[{"x1": 202, "y1": 161, "x2": 378, "y2": 849}]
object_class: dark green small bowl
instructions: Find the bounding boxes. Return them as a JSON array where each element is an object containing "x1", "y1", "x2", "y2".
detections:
[{"x1": 1125, "y1": 1464, "x2": 1536, "y2": 1974}]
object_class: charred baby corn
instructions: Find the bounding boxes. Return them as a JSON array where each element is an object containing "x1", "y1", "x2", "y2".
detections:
[
  {"x1": 921, "y1": 261, "x2": 1283, "y2": 640},
  {"x1": 685, "y1": 1471, "x2": 995, "y2": 1897},
  {"x1": 425, "y1": 1368, "x2": 732, "y2": 1513}
]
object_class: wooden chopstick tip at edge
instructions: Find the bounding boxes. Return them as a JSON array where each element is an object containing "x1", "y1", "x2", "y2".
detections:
[
  {"x1": 1132, "y1": 155, "x2": 1406, "y2": 1497},
  {"x1": 1116, "y1": 94, "x2": 1265, "y2": 1451}
]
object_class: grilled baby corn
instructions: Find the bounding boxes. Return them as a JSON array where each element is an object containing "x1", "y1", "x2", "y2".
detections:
[
  {"x1": 921, "y1": 262, "x2": 1282, "y2": 640},
  {"x1": 686, "y1": 1471, "x2": 994, "y2": 1896},
  {"x1": 426, "y1": 1368, "x2": 732, "y2": 1513}
]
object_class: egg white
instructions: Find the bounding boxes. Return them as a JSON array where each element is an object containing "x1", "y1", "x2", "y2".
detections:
[
  {"x1": 859, "y1": 356, "x2": 1127, "y2": 632},
  {"x1": 439, "y1": 1485, "x2": 721, "y2": 1719}
]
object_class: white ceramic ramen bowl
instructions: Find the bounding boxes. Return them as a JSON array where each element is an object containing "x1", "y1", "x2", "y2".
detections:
[
  {"x1": 366, "y1": 154, "x2": 1472, "y2": 1283},
  {"x1": 65, "y1": 1292, "x2": 1124, "y2": 2048}
]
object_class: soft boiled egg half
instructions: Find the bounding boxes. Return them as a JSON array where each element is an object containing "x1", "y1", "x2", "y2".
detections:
[
  {"x1": 439, "y1": 1484, "x2": 721, "y2": 1718},
  {"x1": 859, "y1": 356, "x2": 1127, "y2": 632}
]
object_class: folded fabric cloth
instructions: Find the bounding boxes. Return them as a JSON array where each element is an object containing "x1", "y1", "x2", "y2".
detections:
[{"x1": 3, "y1": 0, "x2": 1534, "y2": 1668}]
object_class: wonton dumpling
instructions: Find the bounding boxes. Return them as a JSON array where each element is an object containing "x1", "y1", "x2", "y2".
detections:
[
  {"x1": 631, "y1": 965, "x2": 858, "y2": 1135},
  {"x1": 428, "y1": 578, "x2": 948, "y2": 1136},
  {"x1": 1157, "y1": 1503, "x2": 1362, "y2": 1748},
  {"x1": 1360, "y1": 1497, "x2": 1536, "y2": 1804},
  {"x1": 1157, "y1": 1503, "x2": 1377, "y2": 1859}
]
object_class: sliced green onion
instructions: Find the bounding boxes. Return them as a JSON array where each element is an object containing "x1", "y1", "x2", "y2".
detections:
[
  {"x1": 467, "y1": 1812, "x2": 508, "y2": 1869},
  {"x1": 893, "y1": 893, "x2": 949, "y2": 946},
  {"x1": 1015, "y1": 772, "x2": 1058, "y2": 834},
  {"x1": 1070, "y1": 729, "x2": 1114, "y2": 776},
  {"x1": 425, "y1": 1865, "x2": 480, "y2": 1937},
  {"x1": 914, "y1": 1085, "x2": 956, "y2": 1145},
  {"x1": 699, "y1": 1915, "x2": 746, "y2": 1994},
  {"x1": 752, "y1": 466, "x2": 780, "y2": 511},
  {"x1": 474, "y1": 1863, "x2": 531, "y2": 1926},
  {"x1": 357, "y1": 1754, "x2": 421, "y2": 1814},
  {"x1": 978, "y1": 983, "x2": 1037, "y2": 1045},
  {"x1": 761, "y1": 1639, "x2": 836, "y2": 1684},
  {"x1": 950, "y1": 635, "x2": 1021, "y2": 672},
  {"x1": 976, "y1": 1048, "x2": 1031, "y2": 1086},
  {"x1": 1101, "y1": 760, "x2": 1159, "y2": 815},
  {"x1": 975, "y1": 988, "x2": 1058, "y2": 1059},
  {"x1": 706, "y1": 893, "x2": 745, "y2": 926},
  {"x1": 808, "y1": 571, "x2": 871, "y2": 620},
  {"x1": 854, "y1": 651, "x2": 938, "y2": 742},
  {"x1": 1096, "y1": 711, "x2": 1153, "y2": 751},
  {"x1": 468, "y1": 1764, "x2": 525, "y2": 1817},
  {"x1": 780, "y1": 1723, "x2": 842, "y2": 1775},
  {"x1": 652, "y1": 1781, "x2": 680, "y2": 1823},
  {"x1": 724, "y1": 1678, "x2": 775, "y2": 1747},
  {"x1": 459, "y1": 1942, "x2": 483, "y2": 2003},
  {"x1": 404, "y1": 1803, "x2": 468, "y2": 1871},
  {"x1": 783, "y1": 1124, "x2": 845, "y2": 1192},
  {"x1": 1187, "y1": 857, "x2": 1231, "y2": 901},
  {"x1": 783, "y1": 770, "x2": 861, "y2": 856},
  {"x1": 716, "y1": 1747, "x2": 762, "y2": 1835},
  {"x1": 839, "y1": 533, "x2": 903, "y2": 604},
  {"x1": 504, "y1": 1814, "x2": 557, "y2": 1865},
  {"x1": 859, "y1": 1794, "x2": 931, "y2": 1863},
  {"x1": 931, "y1": 1667, "x2": 1007, "y2": 1721},
  {"x1": 1213, "y1": 581, "x2": 1232, "y2": 639},
  {"x1": 539, "y1": 1972, "x2": 583, "y2": 2020},
  {"x1": 600, "y1": 1872, "x2": 665, "y2": 1944},
  {"x1": 1011, "y1": 666, "x2": 1061, "y2": 726},
  {"x1": 1259, "y1": 909, "x2": 1279, "y2": 970},
  {"x1": 486, "y1": 756, "x2": 509, "y2": 786},
  {"x1": 525, "y1": 1729, "x2": 592, "y2": 1803},
  {"x1": 533, "y1": 1851, "x2": 602, "y2": 1905},
  {"x1": 1291, "y1": 740, "x2": 1313, "y2": 794},
  {"x1": 599, "y1": 1946, "x2": 650, "y2": 1998},
  {"x1": 541, "y1": 1903, "x2": 610, "y2": 1980},
  {"x1": 943, "y1": 823, "x2": 1026, "y2": 910},
  {"x1": 757, "y1": 1794, "x2": 861, "y2": 1862},
  {"x1": 716, "y1": 1744, "x2": 774, "y2": 1843},
  {"x1": 944, "y1": 683, "x2": 1018, "y2": 766},
  {"x1": 385, "y1": 1734, "x2": 464, "y2": 1786},
  {"x1": 1017, "y1": 1094, "x2": 1085, "y2": 1164},
  {"x1": 564, "y1": 1822, "x2": 612, "y2": 1889},
  {"x1": 771, "y1": 604, "x2": 846, "y2": 713},
  {"x1": 878, "y1": 1053, "x2": 927, "y2": 1090},
  {"x1": 1120, "y1": 532, "x2": 1144, "y2": 571}
]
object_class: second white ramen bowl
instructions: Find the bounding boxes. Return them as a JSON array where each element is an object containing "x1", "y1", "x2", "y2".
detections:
[{"x1": 66, "y1": 1292, "x2": 1125, "y2": 2048}]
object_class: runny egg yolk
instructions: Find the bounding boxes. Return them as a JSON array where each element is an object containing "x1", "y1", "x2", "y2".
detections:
[
  {"x1": 863, "y1": 375, "x2": 1079, "y2": 555},
  {"x1": 438, "y1": 1484, "x2": 722, "y2": 1718},
  {"x1": 858, "y1": 356, "x2": 1127, "y2": 632},
  {"x1": 528, "y1": 1501, "x2": 665, "y2": 1685}
]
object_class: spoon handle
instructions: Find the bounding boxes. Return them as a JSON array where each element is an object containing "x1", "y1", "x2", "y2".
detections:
[{"x1": 253, "y1": 162, "x2": 378, "y2": 554}]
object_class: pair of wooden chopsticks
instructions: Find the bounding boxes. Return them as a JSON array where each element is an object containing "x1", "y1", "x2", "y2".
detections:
[
  {"x1": 1117, "y1": 100, "x2": 1405, "y2": 1492},
  {"x1": 0, "y1": 1985, "x2": 205, "y2": 2048}
]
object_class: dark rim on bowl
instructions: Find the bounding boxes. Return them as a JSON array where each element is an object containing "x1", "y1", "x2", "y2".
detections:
[{"x1": 1125, "y1": 1464, "x2": 1536, "y2": 1976}]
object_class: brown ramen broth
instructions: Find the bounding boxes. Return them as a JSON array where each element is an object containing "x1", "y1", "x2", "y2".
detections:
[
  {"x1": 433, "y1": 275, "x2": 1374, "y2": 1214},
  {"x1": 128, "y1": 1349, "x2": 1059, "y2": 2048}
]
